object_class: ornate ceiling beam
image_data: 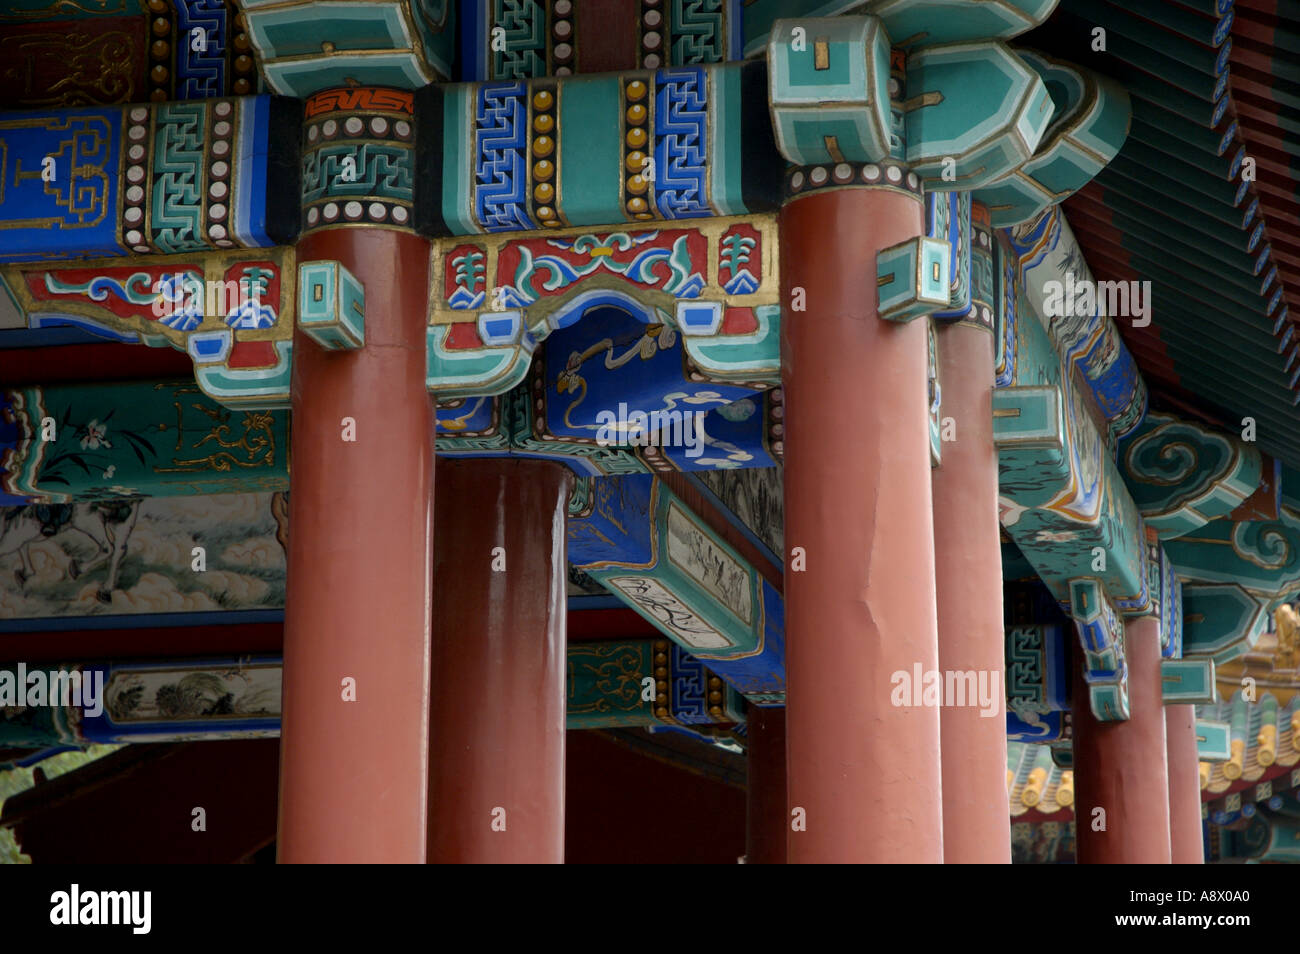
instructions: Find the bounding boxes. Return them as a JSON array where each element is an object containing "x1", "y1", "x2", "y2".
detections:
[
  {"x1": 569, "y1": 473, "x2": 785, "y2": 705},
  {"x1": 0, "y1": 642, "x2": 747, "y2": 748}
]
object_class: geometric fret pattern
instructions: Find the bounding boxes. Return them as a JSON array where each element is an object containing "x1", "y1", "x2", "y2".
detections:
[
  {"x1": 151, "y1": 102, "x2": 207, "y2": 253},
  {"x1": 654, "y1": 67, "x2": 710, "y2": 218},
  {"x1": 301, "y1": 87, "x2": 416, "y2": 234},
  {"x1": 420, "y1": 62, "x2": 782, "y2": 237},
  {"x1": 475, "y1": 82, "x2": 534, "y2": 231},
  {"x1": 175, "y1": 0, "x2": 229, "y2": 99}
]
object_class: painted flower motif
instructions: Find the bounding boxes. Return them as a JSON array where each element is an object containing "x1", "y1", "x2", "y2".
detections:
[{"x1": 80, "y1": 420, "x2": 112, "y2": 450}]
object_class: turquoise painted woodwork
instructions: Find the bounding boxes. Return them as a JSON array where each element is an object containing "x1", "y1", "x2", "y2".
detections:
[
  {"x1": 1120, "y1": 412, "x2": 1263, "y2": 539},
  {"x1": 867, "y1": 0, "x2": 1058, "y2": 50},
  {"x1": 1162, "y1": 658, "x2": 1216, "y2": 704},
  {"x1": 1196, "y1": 719, "x2": 1232, "y2": 761},
  {"x1": 973, "y1": 51, "x2": 1131, "y2": 227},
  {"x1": 905, "y1": 41, "x2": 1054, "y2": 190},
  {"x1": 427, "y1": 313, "x2": 536, "y2": 399},
  {"x1": 678, "y1": 305, "x2": 781, "y2": 383},
  {"x1": 993, "y1": 240, "x2": 1151, "y2": 615},
  {"x1": 240, "y1": 0, "x2": 455, "y2": 95},
  {"x1": 877, "y1": 236, "x2": 951, "y2": 323},
  {"x1": 993, "y1": 382, "x2": 1150, "y2": 614},
  {"x1": 566, "y1": 639, "x2": 746, "y2": 729},
  {"x1": 568, "y1": 475, "x2": 785, "y2": 704},
  {"x1": 298, "y1": 261, "x2": 365, "y2": 350},
  {"x1": 1181, "y1": 582, "x2": 1269, "y2": 663},
  {"x1": 740, "y1": 0, "x2": 1056, "y2": 57},
  {"x1": 766, "y1": 16, "x2": 892, "y2": 165},
  {"x1": 1165, "y1": 511, "x2": 1300, "y2": 606},
  {"x1": 1070, "y1": 578, "x2": 1129, "y2": 721},
  {"x1": 193, "y1": 340, "x2": 294, "y2": 410},
  {"x1": 1162, "y1": 544, "x2": 1183, "y2": 658},
  {"x1": 1, "y1": 380, "x2": 288, "y2": 502}
]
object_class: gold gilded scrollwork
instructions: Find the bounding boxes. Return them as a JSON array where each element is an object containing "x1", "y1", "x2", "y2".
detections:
[{"x1": 157, "y1": 393, "x2": 277, "y2": 474}]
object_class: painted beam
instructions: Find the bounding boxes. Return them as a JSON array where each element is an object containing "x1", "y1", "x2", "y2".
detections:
[
  {"x1": 459, "y1": 0, "x2": 741, "y2": 80},
  {"x1": 741, "y1": 0, "x2": 1056, "y2": 58},
  {"x1": 0, "y1": 641, "x2": 746, "y2": 747},
  {"x1": 239, "y1": 0, "x2": 455, "y2": 95},
  {"x1": 414, "y1": 61, "x2": 782, "y2": 237},
  {"x1": 0, "y1": 0, "x2": 255, "y2": 107},
  {"x1": 1165, "y1": 512, "x2": 1300, "y2": 607},
  {"x1": 1, "y1": 379, "x2": 289, "y2": 503},
  {"x1": 993, "y1": 379, "x2": 1150, "y2": 613},
  {"x1": 0, "y1": 371, "x2": 782, "y2": 505},
  {"x1": 1005, "y1": 622, "x2": 1070, "y2": 741},
  {"x1": 568, "y1": 474, "x2": 784, "y2": 704},
  {"x1": 906, "y1": 40, "x2": 1053, "y2": 191},
  {"x1": 993, "y1": 227, "x2": 1154, "y2": 616},
  {"x1": 426, "y1": 216, "x2": 781, "y2": 402},
  {"x1": 2, "y1": 248, "x2": 298, "y2": 409},
  {"x1": 0, "y1": 96, "x2": 300, "y2": 264},
  {"x1": 1005, "y1": 206, "x2": 1147, "y2": 444}
]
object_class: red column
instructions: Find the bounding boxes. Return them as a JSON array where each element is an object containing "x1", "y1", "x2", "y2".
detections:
[
  {"x1": 1072, "y1": 616, "x2": 1172, "y2": 863},
  {"x1": 1166, "y1": 703, "x2": 1205, "y2": 863},
  {"x1": 278, "y1": 227, "x2": 435, "y2": 863},
  {"x1": 428, "y1": 458, "x2": 571, "y2": 863},
  {"x1": 933, "y1": 320, "x2": 1011, "y2": 862},
  {"x1": 745, "y1": 704, "x2": 787, "y2": 864},
  {"x1": 781, "y1": 186, "x2": 943, "y2": 863}
]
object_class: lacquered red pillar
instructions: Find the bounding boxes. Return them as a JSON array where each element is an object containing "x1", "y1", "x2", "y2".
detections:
[
  {"x1": 932, "y1": 311, "x2": 1011, "y2": 863},
  {"x1": 1072, "y1": 616, "x2": 1172, "y2": 863},
  {"x1": 745, "y1": 704, "x2": 787, "y2": 864},
  {"x1": 1166, "y1": 703, "x2": 1205, "y2": 863},
  {"x1": 428, "y1": 458, "x2": 571, "y2": 863},
  {"x1": 781, "y1": 182, "x2": 943, "y2": 863},
  {"x1": 278, "y1": 95, "x2": 435, "y2": 858}
]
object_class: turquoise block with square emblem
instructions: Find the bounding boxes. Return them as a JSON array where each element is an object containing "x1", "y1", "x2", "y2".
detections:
[
  {"x1": 1162, "y1": 658, "x2": 1217, "y2": 704},
  {"x1": 767, "y1": 16, "x2": 892, "y2": 165},
  {"x1": 1196, "y1": 720, "x2": 1232, "y2": 761},
  {"x1": 906, "y1": 41, "x2": 1054, "y2": 190},
  {"x1": 299, "y1": 260, "x2": 365, "y2": 351},
  {"x1": 876, "y1": 237, "x2": 951, "y2": 323}
]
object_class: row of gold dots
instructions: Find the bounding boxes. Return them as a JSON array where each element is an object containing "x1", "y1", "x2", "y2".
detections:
[
  {"x1": 230, "y1": 4, "x2": 256, "y2": 95},
  {"x1": 529, "y1": 84, "x2": 565, "y2": 228},
  {"x1": 147, "y1": 0, "x2": 174, "y2": 101},
  {"x1": 623, "y1": 76, "x2": 654, "y2": 221},
  {"x1": 653, "y1": 639, "x2": 673, "y2": 721}
]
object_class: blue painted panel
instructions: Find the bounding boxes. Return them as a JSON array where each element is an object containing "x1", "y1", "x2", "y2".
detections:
[{"x1": 0, "y1": 107, "x2": 126, "y2": 261}]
